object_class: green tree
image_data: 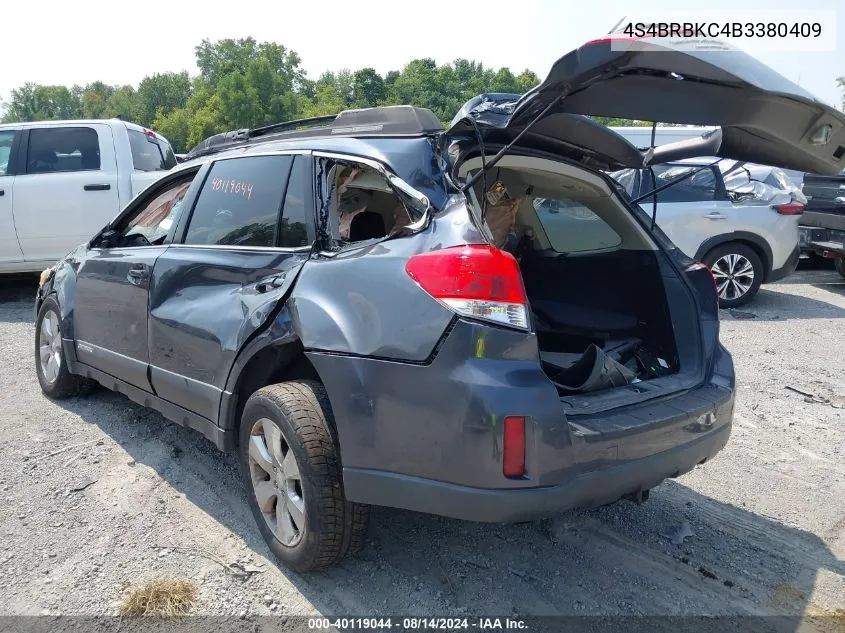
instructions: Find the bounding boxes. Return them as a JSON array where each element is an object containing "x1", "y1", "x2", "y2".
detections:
[
  {"x1": 185, "y1": 82, "x2": 227, "y2": 149},
  {"x1": 152, "y1": 107, "x2": 191, "y2": 152},
  {"x1": 352, "y1": 68, "x2": 386, "y2": 108},
  {"x1": 2, "y1": 83, "x2": 82, "y2": 122},
  {"x1": 136, "y1": 72, "x2": 192, "y2": 127},
  {"x1": 301, "y1": 83, "x2": 346, "y2": 117},
  {"x1": 105, "y1": 85, "x2": 139, "y2": 121},
  {"x1": 515, "y1": 70, "x2": 540, "y2": 93},
  {"x1": 80, "y1": 81, "x2": 115, "y2": 119},
  {"x1": 195, "y1": 38, "x2": 305, "y2": 90}
]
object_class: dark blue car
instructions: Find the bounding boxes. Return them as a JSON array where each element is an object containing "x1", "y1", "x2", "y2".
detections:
[{"x1": 34, "y1": 38, "x2": 845, "y2": 571}]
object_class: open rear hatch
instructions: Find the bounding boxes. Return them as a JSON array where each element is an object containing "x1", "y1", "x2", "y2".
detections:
[
  {"x1": 447, "y1": 36, "x2": 845, "y2": 175},
  {"x1": 448, "y1": 35, "x2": 844, "y2": 414}
]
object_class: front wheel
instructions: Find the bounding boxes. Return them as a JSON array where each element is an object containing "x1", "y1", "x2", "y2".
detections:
[
  {"x1": 703, "y1": 243, "x2": 764, "y2": 308},
  {"x1": 238, "y1": 380, "x2": 369, "y2": 572},
  {"x1": 35, "y1": 297, "x2": 97, "y2": 399}
]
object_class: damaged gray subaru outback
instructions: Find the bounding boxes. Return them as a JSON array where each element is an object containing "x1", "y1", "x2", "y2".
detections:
[{"x1": 34, "y1": 37, "x2": 845, "y2": 571}]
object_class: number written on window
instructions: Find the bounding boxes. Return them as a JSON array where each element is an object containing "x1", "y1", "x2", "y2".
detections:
[{"x1": 184, "y1": 156, "x2": 292, "y2": 248}]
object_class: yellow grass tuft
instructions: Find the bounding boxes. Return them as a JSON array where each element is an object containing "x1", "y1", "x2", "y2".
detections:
[{"x1": 119, "y1": 578, "x2": 198, "y2": 617}]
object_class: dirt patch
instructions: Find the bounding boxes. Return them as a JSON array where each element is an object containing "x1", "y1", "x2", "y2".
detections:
[{"x1": 0, "y1": 269, "x2": 842, "y2": 618}]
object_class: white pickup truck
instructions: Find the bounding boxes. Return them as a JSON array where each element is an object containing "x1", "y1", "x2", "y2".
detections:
[{"x1": 0, "y1": 119, "x2": 176, "y2": 273}]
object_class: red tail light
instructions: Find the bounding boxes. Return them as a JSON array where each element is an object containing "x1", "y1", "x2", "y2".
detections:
[
  {"x1": 774, "y1": 202, "x2": 804, "y2": 215},
  {"x1": 687, "y1": 261, "x2": 718, "y2": 301},
  {"x1": 503, "y1": 416, "x2": 526, "y2": 478},
  {"x1": 405, "y1": 245, "x2": 529, "y2": 329}
]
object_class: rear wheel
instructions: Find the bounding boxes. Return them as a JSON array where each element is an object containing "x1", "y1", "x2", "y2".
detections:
[
  {"x1": 835, "y1": 257, "x2": 845, "y2": 279},
  {"x1": 703, "y1": 243, "x2": 764, "y2": 308},
  {"x1": 238, "y1": 380, "x2": 369, "y2": 572},
  {"x1": 35, "y1": 297, "x2": 97, "y2": 399}
]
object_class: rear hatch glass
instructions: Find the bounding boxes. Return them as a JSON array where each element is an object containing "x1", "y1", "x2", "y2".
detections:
[{"x1": 128, "y1": 129, "x2": 177, "y2": 171}]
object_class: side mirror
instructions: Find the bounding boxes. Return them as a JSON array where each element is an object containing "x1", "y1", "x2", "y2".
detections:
[{"x1": 97, "y1": 229, "x2": 119, "y2": 249}]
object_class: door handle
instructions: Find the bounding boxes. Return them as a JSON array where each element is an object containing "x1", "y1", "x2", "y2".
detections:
[
  {"x1": 126, "y1": 265, "x2": 149, "y2": 285},
  {"x1": 84, "y1": 184, "x2": 111, "y2": 191},
  {"x1": 255, "y1": 274, "x2": 286, "y2": 294},
  {"x1": 705, "y1": 212, "x2": 727, "y2": 220}
]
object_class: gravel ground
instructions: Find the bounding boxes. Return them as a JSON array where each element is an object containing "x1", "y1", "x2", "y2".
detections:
[{"x1": 0, "y1": 266, "x2": 842, "y2": 621}]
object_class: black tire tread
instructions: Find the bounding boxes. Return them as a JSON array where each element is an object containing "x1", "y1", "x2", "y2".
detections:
[{"x1": 246, "y1": 380, "x2": 369, "y2": 571}]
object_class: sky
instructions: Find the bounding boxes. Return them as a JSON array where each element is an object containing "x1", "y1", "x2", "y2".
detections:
[{"x1": 2, "y1": 0, "x2": 842, "y2": 110}]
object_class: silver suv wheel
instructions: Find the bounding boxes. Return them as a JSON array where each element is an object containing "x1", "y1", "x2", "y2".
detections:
[
  {"x1": 711, "y1": 253, "x2": 755, "y2": 302},
  {"x1": 248, "y1": 417, "x2": 305, "y2": 547},
  {"x1": 38, "y1": 310, "x2": 63, "y2": 385}
]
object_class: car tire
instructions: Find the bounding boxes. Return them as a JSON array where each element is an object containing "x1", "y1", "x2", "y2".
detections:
[
  {"x1": 703, "y1": 243, "x2": 764, "y2": 308},
  {"x1": 35, "y1": 296, "x2": 97, "y2": 399},
  {"x1": 835, "y1": 258, "x2": 845, "y2": 279},
  {"x1": 239, "y1": 380, "x2": 369, "y2": 572}
]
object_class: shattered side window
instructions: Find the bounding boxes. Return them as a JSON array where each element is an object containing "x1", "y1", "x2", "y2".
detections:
[{"x1": 315, "y1": 159, "x2": 413, "y2": 250}]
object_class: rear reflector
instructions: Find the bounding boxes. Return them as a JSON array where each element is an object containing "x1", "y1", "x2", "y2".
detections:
[
  {"x1": 503, "y1": 416, "x2": 526, "y2": 478},
  {"x1": 405, "y1": 244, "x2": 528, "y2": 329},
  {"x1": 774, "y1": 202, "x2": 804, "y2": 215}
]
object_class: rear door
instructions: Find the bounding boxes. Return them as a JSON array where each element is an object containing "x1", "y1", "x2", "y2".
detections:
[
  {"x1": 636, "y1": 163, "x2": 733, "y2": 258},
  {"x1": 73, "y1": 169, "x2": 200, "y2": 390},
  {"x1": 0, "y1": 128, "x2": 24, "y2": 265},
  {"x1": 147, "y1": 152, "x2": 313, "y2": 422},
  {"x1": 13, "y1": 124, "x2": 119, "y2": 263},
  {"x1": 448, "y1": 37, "x2": 845, "y2": 175}
]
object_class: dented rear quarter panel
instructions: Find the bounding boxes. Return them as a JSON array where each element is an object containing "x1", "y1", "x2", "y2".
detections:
[{"x1": 289, "y1": 196, "x2": 486, "y2": 360}]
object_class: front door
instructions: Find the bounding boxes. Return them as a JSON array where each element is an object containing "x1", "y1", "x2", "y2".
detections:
[
  {"x1": 148, "y1": 153, "x2": 313, "y2": 422},
  {"x1": 13, "y1": 124, "x2": 119, "y2": 263},
  {"x1": 0, "y1": 129, "x2": 23, "y2": 265},
  {"x1": 74, "y1": 173, "x2": 197, "y2": 390}
]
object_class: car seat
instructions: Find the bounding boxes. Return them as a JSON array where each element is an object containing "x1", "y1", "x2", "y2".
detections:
[{"x1": 349, "y1": 211, "x2": 386, "y2": 241}]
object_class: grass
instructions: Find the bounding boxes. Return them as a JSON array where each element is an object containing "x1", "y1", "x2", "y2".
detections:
[{"x1": 119, "y1": 578, "x2": 198, "y2": 617}]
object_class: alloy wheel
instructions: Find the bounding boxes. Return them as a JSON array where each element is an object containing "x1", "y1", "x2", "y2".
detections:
[
  {"x1": 39, "y1": 311, "x2": 63, "y2": 384},
  {"x1": 711, "y1": 253, "x2": 755, "y2": 301},
  {"x1": 247, "y1": 418, "x2": 305, "y2": 547}
]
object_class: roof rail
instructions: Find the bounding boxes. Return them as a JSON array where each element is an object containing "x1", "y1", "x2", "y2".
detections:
[
  {"x1": 250, "y1": 114, "x2": 339, "y2": 138},
  {"x1": 185, "y1": 105, "x2": 444, "y2": 160}
]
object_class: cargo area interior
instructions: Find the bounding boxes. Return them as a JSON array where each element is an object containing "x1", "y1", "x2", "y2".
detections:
[{"x1": 461, "y1": 156, "x2": 688, "y2": 403}]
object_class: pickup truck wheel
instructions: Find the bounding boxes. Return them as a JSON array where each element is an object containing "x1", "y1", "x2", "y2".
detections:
[
  {"x1": 703, "y1": 243, "x2": 763, "y2": 308},
  {"x1": 35, "y1": 297, "x2": 97, "y2": 399},
  {"x1": 835, "y1": 258, "x2": 845, "y2": 279},
  {"x1": 239, "y1": 380, "x2": 369, "y2": 572}
]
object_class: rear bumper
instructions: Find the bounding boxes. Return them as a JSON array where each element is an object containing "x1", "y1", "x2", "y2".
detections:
[
  {"x1": 799, "y1": 224, "x2": 845, "y2": 257},
  {"x1": 344, "y1": 420, "x2": 731, "y2": 522},
  {"x1": 799, "y1": 224, "x2": 845, "y2": 258},
  {"x1": 309, "y1": 318, "x2": 735, "y2": 522},
  {"x1": 768, "y1": 244, "x2": 800, "y2": 282}
]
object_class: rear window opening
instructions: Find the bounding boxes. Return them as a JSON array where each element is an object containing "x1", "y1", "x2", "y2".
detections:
[
  {"x1": 460, "y1": 156, "x2": 689, "y2": 403},
  {"x1": 316, "y1": 159, "x2": 415, "y2": 250}
]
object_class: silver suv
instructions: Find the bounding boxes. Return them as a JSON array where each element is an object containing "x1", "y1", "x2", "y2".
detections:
[{"x1": 612, "y1": 159, "x2": 805, "y2": 307}]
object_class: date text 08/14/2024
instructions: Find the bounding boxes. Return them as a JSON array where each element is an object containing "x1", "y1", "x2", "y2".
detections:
[{"x1": 307, "y1": 618, "x2": 528, "y2": 630}]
